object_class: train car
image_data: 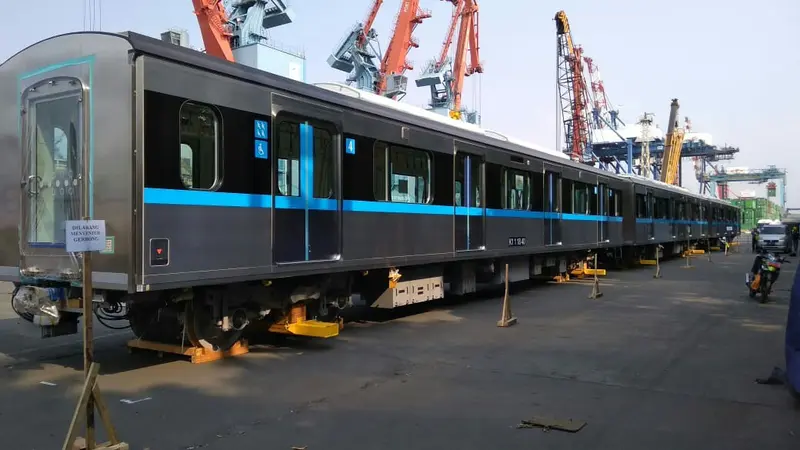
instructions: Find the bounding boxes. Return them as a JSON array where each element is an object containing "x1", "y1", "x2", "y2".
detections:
[{"x1": 0, "y1": 31, "x2": 740, "y2": 352}]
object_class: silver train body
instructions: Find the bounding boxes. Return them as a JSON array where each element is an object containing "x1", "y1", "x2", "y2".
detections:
[{"x1": 0, "y1": 32, "x2": 740, "y2": 346}]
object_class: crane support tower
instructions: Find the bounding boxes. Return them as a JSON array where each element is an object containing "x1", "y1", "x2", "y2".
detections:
[
  {"x1": 555, "y1": 10, "x2": 594, "y2": 164},
  {"x1": 660, "y1": 98, "x2": 686, "y2": 185},
  {"x1": 327, "y1": 0, "x2": 384, "y2": 92},
  {"x1": 379, "y1": 0, "x2": 432, "y2": 99},
  {"x1": 415, "y1": 0, "x2": 482, "y2": 123}
]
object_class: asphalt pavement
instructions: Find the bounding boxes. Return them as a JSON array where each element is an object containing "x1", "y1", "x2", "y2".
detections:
[{"x1": 0, "y1": 248, "x2": 797, "y2": 449}]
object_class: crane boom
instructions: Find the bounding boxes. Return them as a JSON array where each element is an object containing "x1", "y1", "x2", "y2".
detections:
[
  {"x1": 327, "y1": 0, "x2": 384, "y2": 92},
  {"x1": 555, "y1": 10, "x2": 593, "y2": 163},
  {"x1": 434, "y1": 0, "x2": 463, "y2": 72},
  {"x1": 660, "y1": 98, "x2": 686, "y2": 185},
  {"x1": 448, "y1": 0, "x2": 481, "y2": 120},
  {"x1": 358, "y1": 0, "x2": 383, "y2": 47},
  {"x1": 192, "y1": 0, "x2": 235, "y2": 62},
  {"x1": 378, "y1": 0, "x2": 431, "y2": 99}
]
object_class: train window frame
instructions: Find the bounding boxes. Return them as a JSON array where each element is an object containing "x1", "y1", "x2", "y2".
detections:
[
  {"x1": 373, "y1": 141, "x2": 433, "y2": 204},
  {"x1": 178, "y1": 101, "x2": 222, "y2": 191},
  {"x1": 502, "y1": 167, "x2": 530, "y2": 210}
]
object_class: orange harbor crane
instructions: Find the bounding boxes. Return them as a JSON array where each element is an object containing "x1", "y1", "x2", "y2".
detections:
[
  {"x1": 192, "y1": 0, "x2": 235, "y2": 62},
  {"x1": 377, "y1": 0, "x2": 431, "y2": 99},
  {"x1": 447, "y1": 0, "x2": 482, "y2": 120},
  {"x1": 415, "y1": 0, "x2": 482, "y2": 123},
  {"x1": 555, "y1": 10, "x2": 594, "y2": 163}
]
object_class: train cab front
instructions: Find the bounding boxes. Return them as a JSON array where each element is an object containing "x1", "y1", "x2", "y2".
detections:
[{"x1": 0, "y1": 32, "x2": 139, "y2": 338}]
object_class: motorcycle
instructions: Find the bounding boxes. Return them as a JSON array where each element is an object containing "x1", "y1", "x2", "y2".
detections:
[{"x1": 746, "y1": 250, "x2": 789, "y2": 303}]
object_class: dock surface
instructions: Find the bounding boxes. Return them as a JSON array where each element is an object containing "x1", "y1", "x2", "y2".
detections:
[{"x1": 0, "y1": 249, "x2": 797, "y2": 449}]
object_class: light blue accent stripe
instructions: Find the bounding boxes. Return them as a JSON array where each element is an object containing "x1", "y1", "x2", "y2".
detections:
[
  {"x1": 456, "y1": 207, "x2": 483, "y2": 216},
  {"x1": 140, "y1": 189, "x2": 635, "y2": 224}
]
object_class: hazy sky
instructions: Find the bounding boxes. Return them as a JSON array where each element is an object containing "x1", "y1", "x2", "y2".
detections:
[{"x1": 3, "y1": 0, "x2": 799, "y2": 204}]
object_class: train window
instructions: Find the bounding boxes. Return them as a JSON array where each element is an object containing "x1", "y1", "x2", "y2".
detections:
[
  {"x1": 561, "y1": 179, "x2": 573, "y2": 213},
  {"x1": 610, "y1": 189, "x2": 621, "y2": 216},
  {"x1": 313, "y1": 128, "x2": 335, "y2": 199},
  {"x1": 373, "y1": 142, "x2": 431, "y2": 203},
  {"x1": 179, "y1": 102, "x2": 220, "y2": 190},
  {"x1": 655, "y1": 197, "x2": 669, "y2": 219},
  {"x1": 276, "y1": 121, "x2": 301, "y2": 196},
  {"x1": 502, "y1": 168, "x2": 530, "y2": 210},
  {"x1": 636, "y1": 194, "x2": 647, "y2": 218},
  {"x1": 455, "y1": 154, "x2": 482, "y2": 207},
  {"x1": 588, "y1": 184, "x2": 599, "y2": 215},
  {"x1": 531, "y1": 172, "x2": 544, "y2": 211},
  {"x1": 573, "y1": 182, "x2": 588, "y2": 214}
]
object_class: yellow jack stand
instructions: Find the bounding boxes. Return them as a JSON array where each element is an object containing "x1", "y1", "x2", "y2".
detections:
[
  {"x1": 497, "y1": 264, "x2": 517, "y2": 327},
  {"x1": 127, "y1": 339, "x2": 249, "y2": 364}
]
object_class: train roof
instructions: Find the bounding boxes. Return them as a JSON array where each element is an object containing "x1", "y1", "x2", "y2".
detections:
[{"x1": 311, "y1": 82, "x2": 569, "y2": 160}]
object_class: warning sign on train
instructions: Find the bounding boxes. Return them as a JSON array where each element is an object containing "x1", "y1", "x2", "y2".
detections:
[{"x1": 65, "y1": 220, "x2": 107, "y2": 253}]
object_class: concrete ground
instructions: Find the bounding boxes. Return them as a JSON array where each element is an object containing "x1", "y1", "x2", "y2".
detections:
[{"x1": 0, "y1": 247, "x2": 797, "y2": 449}]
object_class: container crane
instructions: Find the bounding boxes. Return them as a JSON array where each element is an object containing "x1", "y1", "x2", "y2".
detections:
[
  {"x1": 327, "y1": 0, "x2": 384, "y2": 92},
  {"x1": 555, "y1": 11, "x2": 594, "y2": 163},
  {"x1": 415, "y1": 0, "x2": 482, "y2": 123},
  {"x1": 659, "y1": 98, "x2": 686, "y2": 185},
  {"x1": 378, "y1": 0, "x2": 432, "y2": 99}
]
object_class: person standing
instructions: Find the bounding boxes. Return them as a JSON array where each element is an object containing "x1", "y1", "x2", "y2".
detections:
[
  {"x1": 792, "y1": 225, "x2": 799, "y2": 254},
  {"x1": 752, "y1": 227, "x2": 759, "y2": 253}
]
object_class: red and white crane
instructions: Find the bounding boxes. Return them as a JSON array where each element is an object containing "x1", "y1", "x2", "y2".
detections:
[{"x1": 415, "y1": 0, "x2": 482, "y2": 122}]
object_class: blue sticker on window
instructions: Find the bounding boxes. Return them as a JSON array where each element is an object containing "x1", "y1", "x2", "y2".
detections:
[
  {"x1": 254, "y1": 120, "x2": 268, "y2": 140},
  {"x1": 255, "y1": 139, "x2": 268, "y2": 159},
  {"x1": 345, "y1": 138, "x2": 356, "y2": 155}
]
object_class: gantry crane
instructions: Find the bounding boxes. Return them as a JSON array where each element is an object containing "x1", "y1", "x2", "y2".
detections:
[
  {"x1": 555, "y1": 11, "x2": 594, "y2": 163},
  {"x1": 700, "y1": 166, "x2": 788, "y2": 210},
  {"x1": 329, "y1": 0, "x2": 430, "y2": 99},
  {"x1": 415, "y1": 0, "x2": 482, "y2": 123},
  {"x1": 327, "y1": 0, "x2": 384, "y2": 92},
  {"x1": 659, "y1": 99, "x2": 686, "y2": 185}
]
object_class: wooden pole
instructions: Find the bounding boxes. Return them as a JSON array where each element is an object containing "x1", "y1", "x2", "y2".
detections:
[{"x1": 82, "y1": 215, "x2": 95, "y2": 450}]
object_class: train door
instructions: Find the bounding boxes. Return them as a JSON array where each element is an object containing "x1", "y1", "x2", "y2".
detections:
[
  {"x1": 545, "y1": 169, "x2": 562, "y2": 245},
  {"x1": 454, "y1": 143, "x2": 485, "y2": 252},
  {"x1": 19, "y1": 76, "x2": 88, "y2": 280},
  {"x1": 271, "y1": 96, "x2": 341, "y2": 264},
  {"x1": 670, "y1": 198, "x2": 678, "y2": 237},
  {"x1": 646, "y1": 191, "x2": 655, "y2": 240},
  {"x1": 598, "y1": 183, "x2": 608, "y2": 242}
]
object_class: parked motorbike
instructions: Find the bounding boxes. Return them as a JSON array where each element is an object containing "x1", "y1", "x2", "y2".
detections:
[{"x1": 746, "y1": 250, "x2": 789, "y2": 303}]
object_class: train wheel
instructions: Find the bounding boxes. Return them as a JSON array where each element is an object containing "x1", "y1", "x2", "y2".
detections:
[
  {"x1": 185, "y1": 297, "x2": 245, "y2": 352},
  {"x1": 128, "y1": 304, "x2": 183, "y2": 344}
]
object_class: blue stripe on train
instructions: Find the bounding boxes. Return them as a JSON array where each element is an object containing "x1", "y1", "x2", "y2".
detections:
[{"x1": 140, "y1": 187, "x2": 618, "y2": 224}]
